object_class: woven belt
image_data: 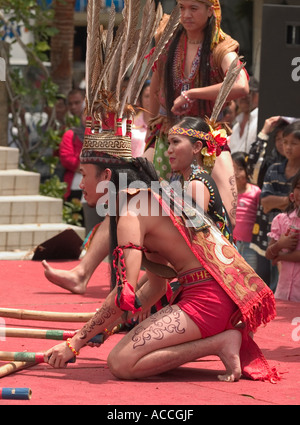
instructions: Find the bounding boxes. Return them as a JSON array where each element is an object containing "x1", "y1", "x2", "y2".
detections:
[{"x1": 178, "y1": 267, "x2": 212, "y2": 286}]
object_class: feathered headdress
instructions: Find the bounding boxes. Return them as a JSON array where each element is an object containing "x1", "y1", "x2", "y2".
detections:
[{"x1": 80, "y1": 0, "x2": 180, "y2": 165}]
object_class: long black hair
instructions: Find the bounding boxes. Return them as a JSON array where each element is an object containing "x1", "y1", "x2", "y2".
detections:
[
  {"x1": 164, "y1": 14, "x2": 216, "y2": 125},
  {"x1": 94, "y1": 158, "x2": 159, "y2": 289}
]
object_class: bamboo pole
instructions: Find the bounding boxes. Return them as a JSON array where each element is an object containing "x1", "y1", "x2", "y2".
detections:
[
  {"x1": 0, "y1": 387, "x2": 32, "y2": 400},
  {"x1": 0, "y1": 361, "x2": 37, "y2": 378},
  {"x1": 0, "y1": 351, "x2": 76, "y2": 364},
  {"x1": 3, "y1": 327, "x2": 104, "y2": 344},
  {"x1": 0, "y1": 307, "x2": 95, "y2": 322}
]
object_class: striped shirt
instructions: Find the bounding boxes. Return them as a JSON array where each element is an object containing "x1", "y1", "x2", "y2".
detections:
[{"x1": 261, "y1": 159, "x2": 297, "y2": 222}]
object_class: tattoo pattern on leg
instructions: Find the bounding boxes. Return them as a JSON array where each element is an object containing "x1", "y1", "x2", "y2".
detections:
[
  {"x1": 131, "y1": 305, "x2": 186, "y2": 348},
  {"x1": 79, "y1": 304, "x2": 117, "y2": 340},
  {"x1": 229, "y1": 175, "x2": 237, "y2": 220}
]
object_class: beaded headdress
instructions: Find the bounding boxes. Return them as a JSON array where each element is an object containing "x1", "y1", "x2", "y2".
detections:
[
  {"x1": 168, "y1": 125, "x2": 227, "y2": 169},
  {"x1": 80, "y1": 0, "x2": 180, "y2": 165}
]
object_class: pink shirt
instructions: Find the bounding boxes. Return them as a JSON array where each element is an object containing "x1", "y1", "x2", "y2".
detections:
[
  {"x1": 233, "y1": 184, "x2": 261, "y2": 242},
  {"x1": 268, "y1": 211, "x2": 300, "y2": 302}
]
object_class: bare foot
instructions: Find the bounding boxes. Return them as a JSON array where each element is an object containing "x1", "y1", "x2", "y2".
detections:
[
  {"x1": 216, "y1": 329, "x2": 242, "y2": 382},
  {"x1": 42, "y1": 260, "x2": 88, "y2": 294}
]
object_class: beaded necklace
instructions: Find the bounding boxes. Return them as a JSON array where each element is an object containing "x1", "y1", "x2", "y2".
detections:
[{"x1": 173, "y1": 34, "x2": 202, "y2": 92}]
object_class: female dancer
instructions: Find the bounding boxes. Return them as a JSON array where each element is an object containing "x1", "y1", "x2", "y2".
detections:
[
  {"x1": 145, "y1": 0, "x2": 249, "y2": 226},
  {"x1": 167, "y1": 116, "x2": 233, "y2": 241}
]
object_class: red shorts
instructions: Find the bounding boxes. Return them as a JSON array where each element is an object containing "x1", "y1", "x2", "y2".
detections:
[{"x1": 175, "y1": 267, "x2": 238, "y2": 338}]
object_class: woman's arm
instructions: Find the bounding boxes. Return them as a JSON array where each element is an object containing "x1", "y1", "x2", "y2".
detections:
[{"x1": 171, "y1": 52, "x2": 249, "y2": 115}]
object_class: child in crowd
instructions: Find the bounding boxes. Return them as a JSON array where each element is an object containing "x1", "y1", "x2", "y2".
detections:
[
  {"x1": 266, "y1": 171, "x2": 300, "y2": 302},
  {"x1": 232, "y1": 152, "x2": 261, "y2": 270}
]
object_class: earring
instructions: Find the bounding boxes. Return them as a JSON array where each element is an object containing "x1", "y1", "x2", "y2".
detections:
[{"x1": 191, "y1": 156, "x2": 198, "y2": 173}]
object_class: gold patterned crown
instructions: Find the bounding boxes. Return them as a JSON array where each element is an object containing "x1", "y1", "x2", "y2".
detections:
[
  {"x1": 80, "y1": 0, "x2": 180, "y2": 165},
  {"x1": 80, "y1": 115, "x2": 133, "y2": 165}
]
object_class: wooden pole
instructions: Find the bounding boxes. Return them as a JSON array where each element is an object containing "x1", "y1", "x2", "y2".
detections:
[
  {"x1": 0, "y1": 361, "x2": 36, "y2": 378},
  {"x1": 3, "y1": 327, "x2": 104, "y2": 344},
  {"x1": 0, "y1": 307, "x2": 95, "y2": 322},
  {"x1": 0, "y1": 351, "x2": 76, "y2": 364}
]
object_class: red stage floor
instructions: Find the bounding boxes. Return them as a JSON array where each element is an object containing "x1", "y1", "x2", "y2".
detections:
[{"x1": 0, "y1": 259, "x2": 299, "y2": 408}]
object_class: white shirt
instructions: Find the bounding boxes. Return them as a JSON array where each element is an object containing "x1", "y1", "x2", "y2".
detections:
[{"x1": 229, "y1": 108, "x2": 258, "y2": 154}]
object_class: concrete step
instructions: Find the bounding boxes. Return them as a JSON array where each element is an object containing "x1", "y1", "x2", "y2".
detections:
[
  {"x1": 0, "y1": 223, "x2": 86, "y2": 251},
  {"x1": 0, "y1": 195, "x2": 63, "y2": 225},
  {"x1": 0, "y1": 169, "x2": 40, "y2": 196},
  {"x1": 0, "y1": 146, "x2": 19, "y2": 170}
]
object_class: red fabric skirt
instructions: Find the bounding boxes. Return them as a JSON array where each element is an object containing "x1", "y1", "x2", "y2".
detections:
[
  {"x1": 174, "y1": 267, "x2": 238, "y2": 338},
  {"x1": 172, "y1": 267, "x2": 280, "y2": 382}
]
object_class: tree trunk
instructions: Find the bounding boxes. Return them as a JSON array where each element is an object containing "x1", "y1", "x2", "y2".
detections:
[{"x1": 50, "y1": 0, "x2": 76, "y2": 96}]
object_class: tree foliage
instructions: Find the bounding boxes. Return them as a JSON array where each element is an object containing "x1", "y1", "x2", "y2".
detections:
[{"x1": 0, "y1": 0, "x2": 83, "y2": 225}]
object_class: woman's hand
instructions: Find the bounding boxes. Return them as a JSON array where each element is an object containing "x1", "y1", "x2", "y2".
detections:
[
  {"x1": 171, "y1": 94, "x2": 192, "y2": 116},
  {"x1": 44, "y1": 341, "x2": 75, "y2": 368}
]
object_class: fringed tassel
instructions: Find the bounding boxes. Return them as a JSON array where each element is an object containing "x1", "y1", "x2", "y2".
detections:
[
  {"x1": 240, "y1": 330, "x2": 281, "y2": 383},
  {"x1": 243, "y1": 289, "x2": 277, "y2": 334}
]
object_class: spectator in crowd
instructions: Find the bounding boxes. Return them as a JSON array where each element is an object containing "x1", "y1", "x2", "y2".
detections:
[
  {"x1": 247, "y1": 116, "x2": 289, "y2": 188},
  {"x1": 131, "y1": 81, "x2": 151, "y2": 157},
  {"x1": 266, "y1": 170, "x2": 300, "y2": 302},
  {"x1": 229, "y1": 77, "x2": 259, "y2": 154},
  {"x1": 257, "y1": 120, "x2": 300, "y2": 291},
  {"x1": 247, "y1": 116, "x2": 291, "y2": 287},
  {"x1": 232, "y1": 152, "x2": 261, "y2": 270},
  {"x1": 220, "y1": 100, "x2": 238, "y2": 129},
  {"x1": 59, "y1": 111, "x2": 85, "y2": 202},
  {"x1": 66, "y1": 88, "x2": 85, "y2": 120}
]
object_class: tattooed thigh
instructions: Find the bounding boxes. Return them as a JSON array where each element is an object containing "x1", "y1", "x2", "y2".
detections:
[{"x1": 131, "y1": 305, "x2": 186, "y2": 349}]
